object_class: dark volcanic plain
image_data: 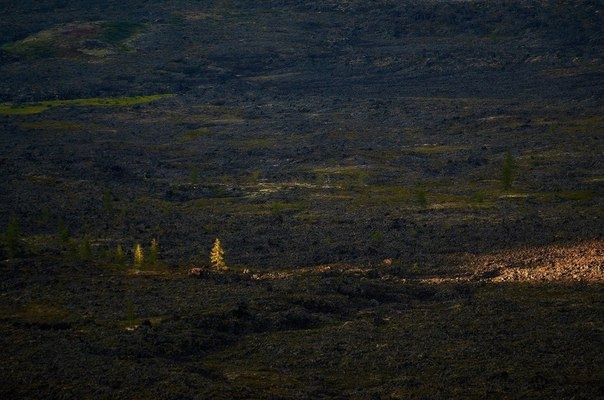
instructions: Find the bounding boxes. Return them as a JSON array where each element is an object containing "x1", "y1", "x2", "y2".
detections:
[{"x1": 1, "y1": 1, "x2": 603, "y2": 398}]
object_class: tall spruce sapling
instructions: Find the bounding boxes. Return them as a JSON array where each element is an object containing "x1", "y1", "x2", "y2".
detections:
[
  {"x1": 133, "y1": 243, "x2": 144, "y2": 268},
  {"x1": 57, "y1": 218, "x2": 69, "y2": 244},
  {"x1": 5, "y1": 213, "x2": 19, "y2": 258},
  {"x1": 502, "y1": 151, "x2": 515, "y2": 190},
  {"x1": 116, "y1": 243, "x2": 125, "y2": 266},
  {"x1": 102, "y1": 189, "x2": 113, "y2": 214},
  {"x1": 210, "y1": 238, "x2": 227, "y2": 271},
  {"x1": 79, "y1": 235, "x2": 92, "y2": 261},
  {"x1": 149, "y1": 238, "x2": 159, "y2": 264},
  {"x1": 416, "y1": 187, "x2": 428, "y2": 208}
]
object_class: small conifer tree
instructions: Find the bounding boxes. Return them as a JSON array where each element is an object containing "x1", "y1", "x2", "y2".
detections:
[
  {"x1": 502, "y1": 151, "x2": 514, "y2": 190},
  {"x1": 149, "y1": 238, "x2": 159, "y2": 264},
  {"x1": 57, "y1": 218, "x2": 69, "y2": 244},
  {"x1": 102, "y1": 189, "x2": 113, "y2": 214},
  {"x1": 79, "y1": 235, "x2": 92, "y2": 261},
  {"x1": 416, "y1": 187, "x2": 428, "y2": 208},
  {"x1": 134, "y1": 243, "x2": 144, "y2": 268},
  {"x1": 5, "y1": 213, "x2": 19, "y2": 258},
  {"x1": 210, "y1": 238, "x2": 227, "y2": 271},
  {"x1": 116, "y1": 243, "x2": 125, "y2": 266}
]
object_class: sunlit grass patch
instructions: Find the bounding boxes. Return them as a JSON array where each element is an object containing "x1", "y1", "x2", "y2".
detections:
[
  {"x1": 176, "y1": 11, "x2": 222, "y2": 21},
  {"x1": 194, "y1": 104, "x2": 244, "y2": 117},
  {"x1": 20, "y1": 121, "x2": 83, "y2": 130},
  {"x1": 118, "y1": 315, "x2": 164, "y2": 331},
  {"x1": 557, "y1": 115, "x2": 604, "y2": 134},
  {"x1": 340, "y1": 183, "x2": 495, "y2": 210},
  {"x1": 0, "y1": 103, "x2": 50, "y2": 115},
  {"x1": 169, "y1": 104, "x2": 245, "y2": 125},
  {"x1": 541, "y1": 65, "x2": 604, "y2": 78},
  {"x1": 1, "y1": 21, "x2": 145, "y2": 58},
  {"x1": 12, "y1": 302, "x2": 75, "y2": 328},
  {"x1": 246, "y1": 72, "x2": 302, "y2": 81},
  {"x1": 313, "y1": 165, "x2": 368, "y2": 175},
  {"x1": 312, "y1": 165, "x2": 371, "y2": 189},
  {"x1": 1, "y1": 40, "x2": 56, "y2": 58},
  {"x1": 537, "y1": 190, "x2": 598, "y2": 202},
  {"x1": 229, "y1": 137, "x2": 277, "y2": 150},
  {"x1": 100, "y1": 21, "x2": 143, "y2": 46},
  {"x1": 0, "y1": 94, "x2": 175, "y2": 115},
  {"x1": 584, "y1": 176, "x2": 604, "y2": 184},
  {"x1": 179, "y1": 128, "x2": 212, "y2": 143},
  {"x1": 495, "y1": 190, "x2": 600, "y2": 204},
  {"x1": 403, "y1": 144, "x2": 471, "y2": 154},
  {"x1": 200, "y1": 116, "x2": 245, "y2": 124},
  {"x1": 25, "y1": 175, "x2": 60, "y2": 185}
]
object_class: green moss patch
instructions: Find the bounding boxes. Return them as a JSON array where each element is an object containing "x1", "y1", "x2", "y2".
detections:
[
  {"x1": 20, "y1": 121, "x2": 83, "y2": 130},
  {"x1": 0, "y1": 94, "x2": 175, "y2": 115},
  {"x1": 99, "y1": 21, "x2": 143, "y2": 46},
  {"x1": 403, "y1": 144, "x2": 471, "y2": 154},
  {"x1": 1, "y1": 21, "x2": 145, "y2": 59},
  {"x1": 179, "y1": 128, "x2": 213, "y2": 143},
  {"x1": 12, "y1": 302, "x2": 76, "y2": 329}
]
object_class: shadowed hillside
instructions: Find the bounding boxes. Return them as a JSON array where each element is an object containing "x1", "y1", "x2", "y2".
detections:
[{"x1": 0, "y1": 1, "x2": 602, "y2": 398}]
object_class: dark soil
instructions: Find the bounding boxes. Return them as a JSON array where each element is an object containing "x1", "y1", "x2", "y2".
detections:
[
  {"x1": 1, "y1": 248, "x2": 602, "y2": 399},
  {"x1": 1, "y1": 0, "x2": 603, "y2": 398}
]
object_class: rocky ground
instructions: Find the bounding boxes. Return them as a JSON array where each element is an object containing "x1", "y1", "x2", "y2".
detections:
[
  {"x1": 0, "y1": 0, "x2": 603, "y2": 398},
  {"x1": 466, "y1": 240, "x2": 604, "y2": 283},
  {"x1": 0, "y1": 240, "x2": 602, "y2": 399}
]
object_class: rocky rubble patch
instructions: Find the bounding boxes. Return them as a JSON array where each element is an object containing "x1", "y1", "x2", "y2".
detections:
[{"x1": 469, "y1": 240, "x2": 604, "y2": 283}]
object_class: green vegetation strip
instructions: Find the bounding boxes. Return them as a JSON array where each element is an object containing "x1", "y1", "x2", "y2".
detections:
[{"x1": 0, "y1": 94, "x2": 175, "y2": 115}]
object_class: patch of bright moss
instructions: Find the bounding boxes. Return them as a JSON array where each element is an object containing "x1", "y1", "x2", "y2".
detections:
[
  {"x1": 1, "y1": 40, "x2": 56, "y2": 58},
  {"x1": 404, "y1": 144, "x2": 471, "y2": 154},
  {"x1": 246, "y1": 72, "x2": 302, "y2": 82},
  {"x1": 0, "y1": 94, "x2": 175, "y2": 115},
  {"x1": 20, "y1": 121, "x2": 83, "y2": 130},
  {"x1": 1, "y1": 21, "x2": 144, "y2": 58},
  {"x1": 100, "y1": 21, "x2": 143, "y2": 45},
  {"x1": 179, "y1": 128, "x2": 212, "y2": 143},
  {"x1": 15, "y1": 302, "x2": 74, "y2": 327}
]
